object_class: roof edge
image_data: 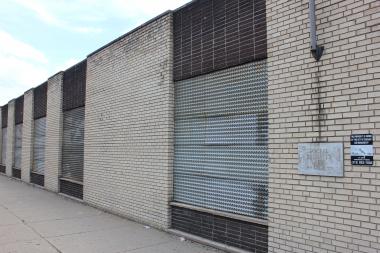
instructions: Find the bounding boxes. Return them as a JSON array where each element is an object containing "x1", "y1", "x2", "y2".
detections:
[
  {"x1": 88, "y1": 10, "x2": 172, "y2": 58},
  {"x1": 173, "y1": 0, "x2": 198, "y2": 12}
]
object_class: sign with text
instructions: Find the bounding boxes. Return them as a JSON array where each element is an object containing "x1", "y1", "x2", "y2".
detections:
[
  {"x1": 351, "y1": 134, "x2": 373, "y2": 166},
  {"x1": 298, "y1": 143, "x2": 344, "y2": 177}
]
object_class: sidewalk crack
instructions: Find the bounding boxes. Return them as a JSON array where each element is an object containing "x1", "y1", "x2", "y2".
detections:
[{"x1": 0, "y1": 203, "x2": 62, "y2": 253}]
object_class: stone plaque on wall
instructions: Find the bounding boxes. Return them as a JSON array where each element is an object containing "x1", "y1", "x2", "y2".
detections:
[{"x1": 298, "y1": 143, "x2": 344, "y2": 177}]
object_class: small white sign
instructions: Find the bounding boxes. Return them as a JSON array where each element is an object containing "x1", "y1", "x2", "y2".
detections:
[
  {"x1": 298, "y1": 143, "x2": 344, "y2": 177},
  {"x1": 351, "y1": 145, "x2": 373, "y2": 157}
]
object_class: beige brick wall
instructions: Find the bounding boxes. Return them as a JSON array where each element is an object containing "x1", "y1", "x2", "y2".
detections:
[
  {"x1": 6, "y1": 100, "x2": 15, "y2": 177},
  {"x1": 84, "y1": 13, "x2": 174, "y2": 229},
  {"x1": 45, "y1": 72, "x2": 64, "y2": 192},
  {"x1": 21, "y1": 89, "x2": 34, "y2": 183},
  {"x1": 267, "y1": 0, "x2": 380, "y2": 252}
]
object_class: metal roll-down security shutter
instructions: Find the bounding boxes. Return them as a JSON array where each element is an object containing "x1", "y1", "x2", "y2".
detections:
[
  {"x1": 1, "y1": 128, "x2": 7, "y2": 173},
  {"x1": 173, "y1": 61, "x2": 268, "y2": 220},
  {"x1": 60, "y1": 60, "x2": 86, "y2": 199},
  {"x1": 13, "y1": 124, "x2": 22, "y2": 178},
  {"x1": 13, "y1": 97, "x2": 23, "y2": 179},
  {"x1": 1, "y1": 105, "x2": 8, "y2": 173},
  {"x1": 31, "y1": 117, "x2": 46, "y2": 186},
  {"x1": 61, "y1": 106, "x2": 84, "y2": 198},
  {"x1": 31, "y1": 83, "x2": 47, "y2": 186}
]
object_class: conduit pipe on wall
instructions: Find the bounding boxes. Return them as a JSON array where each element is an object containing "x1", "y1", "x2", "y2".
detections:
[{"x1": 309, "y1": 0, "x2": 324, "y2": 61}]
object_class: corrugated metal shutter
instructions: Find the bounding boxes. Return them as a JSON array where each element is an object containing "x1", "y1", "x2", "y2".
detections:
[
  {"x1": 32, "y1": 117, "x2": 46, "y2": 175},
  {"x1": 174, "y1": 61, "x2": 268, "y2": 220},
  {"x1": 1, "y1": 128, "x2": 7, "y2": 164},
  {"x1": 2, "y1": 105, "x2": 8, "y2": 128},
  {"x1": 62, "y1": 106, "x2": 84, "y2": 182},
  {"x1": 14, "y1": 124, "x2": 22, "y2": 169}
]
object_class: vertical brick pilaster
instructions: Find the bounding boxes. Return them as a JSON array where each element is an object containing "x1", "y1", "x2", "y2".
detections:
[
  {"x1": 84, "y1": 13, "x2": 174, "y2": 229},
  {"x1": 21, "y1": 89, "x2": 34, "y2": 183},
  {"x1": 6, "y1": 100, "x2": 15, "y2": 176},
  {"x1": 45, "y1": 72, "x2": 64, "y2": 192},
  {"x1": 166, "y1": 15, "x2": 175, "y2": 227}
]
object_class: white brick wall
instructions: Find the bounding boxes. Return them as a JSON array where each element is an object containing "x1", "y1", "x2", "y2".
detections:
[
  {"x1": 45, "y1": 72, "x2": 64, "y2": 192},
  {"x1": 84, "y1": 13, "x2": 174, "y2": 229},
  {"x1": 267, "y1": 0, "x2": 380, "y2": 252},
  {"x1": 21, "y1": 89, "x2": 34, "y2": 183},
  {"x1": 6, "y1": 100, "x2": 15, "y2": 177}
]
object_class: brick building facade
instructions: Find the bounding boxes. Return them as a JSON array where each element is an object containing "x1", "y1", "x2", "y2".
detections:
[{"x1": 0, "y1": 0, "x2": 379, "y2": 252}]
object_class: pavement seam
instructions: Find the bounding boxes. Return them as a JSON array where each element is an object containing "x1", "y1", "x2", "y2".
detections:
[
  {"x1": 0, "y1": 222, "x2": 22, "y2": 227},
  {"x1": 21, "y1": 222, "x2": 64, "y2": 253},
  {"x1": 122, "y1": 241, "x2": 173, "y2": 252},
  {"x1": 20, "y1": 212, "x2": 104, "y2": 224},
  {"x1": 0, "y1": 203, "x2": 62, "y2": 253},
  {"x1": 43, "y1": 223, "x2": 130, "y2": 239},
  {"x1": 0, "y1": 238, "x2": 51, "y2": 247}
]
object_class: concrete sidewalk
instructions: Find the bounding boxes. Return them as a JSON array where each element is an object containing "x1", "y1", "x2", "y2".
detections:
[{"x1": 0, "y1": 175, "x2": 221, "y2": 253}]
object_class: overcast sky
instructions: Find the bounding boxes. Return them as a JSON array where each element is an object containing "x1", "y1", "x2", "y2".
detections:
[{"x1": 0, "y1": 0, "x2": 191, "y2": 105}]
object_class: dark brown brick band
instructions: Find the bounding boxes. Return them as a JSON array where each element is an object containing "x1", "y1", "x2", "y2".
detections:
[
  {"x1": 173, "y1": 0, "x2": 267, "y2": 81},
  {"x1": 15, "y1": 96, "x2": 24, "y2": 125},
  {"x1": 12, "y1": 168, "x2": 21, "y2": 179},
  {"x1": 171, "y1": 206, "x2": 268, "y2": 253},
  {"x1": 33, "y1": 82, "x2": 48, "y2": 120},
  {"x1": 60, "y1": 179, "x2": 83, "y2": 199},
  {"x1": 63, "y1": 60, "x2": 87, "y2": 111},
  {"x1": 1, "y1": 105, "x2": 7, "y2": 128},
  {"x1": 31, "y1": 173, "x2": 44, "y2": 187}
]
